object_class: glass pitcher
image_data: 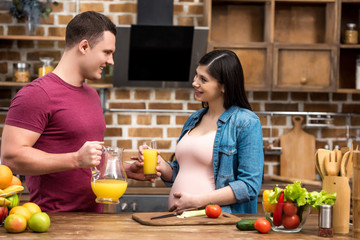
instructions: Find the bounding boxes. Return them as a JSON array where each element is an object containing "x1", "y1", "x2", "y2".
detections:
[{"x1": 91, "y1": 147, "x2": 127, "y2": 204}]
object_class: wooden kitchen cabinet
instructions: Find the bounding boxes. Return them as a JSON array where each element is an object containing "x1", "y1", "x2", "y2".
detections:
[
  {"x1": 337, "y1": 0, "x2": 360, "y2": 92},
  {"x1": 205, "y1": 0, "x2": 272, "y2": 90},
  {"x1": 204, "y1": 0, "x2": 338, "y2": 92}
]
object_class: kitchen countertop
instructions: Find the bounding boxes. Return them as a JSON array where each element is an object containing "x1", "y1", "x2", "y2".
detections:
[{"x1": 0, "y1": 212, "x2": 355, "y2": 239}]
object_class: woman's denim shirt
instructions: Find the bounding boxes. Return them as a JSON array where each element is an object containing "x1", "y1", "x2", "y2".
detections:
[{"x1": 163, "y1": 105, "x2": 264, "y2": 214}]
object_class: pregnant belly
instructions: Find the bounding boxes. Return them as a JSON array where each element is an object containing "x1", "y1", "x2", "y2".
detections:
[{"x1": 168, "y1": 171, "x2": 215, "y2": 209}]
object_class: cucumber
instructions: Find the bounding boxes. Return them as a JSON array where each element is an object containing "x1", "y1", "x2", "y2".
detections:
[{"x1": 236, "y1": 219, "x2": 257, "y2": 231}]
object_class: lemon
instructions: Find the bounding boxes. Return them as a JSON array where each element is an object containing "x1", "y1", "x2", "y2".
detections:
[{"x1": 28, "y1": 212, "x2": 51, "y2": 233}]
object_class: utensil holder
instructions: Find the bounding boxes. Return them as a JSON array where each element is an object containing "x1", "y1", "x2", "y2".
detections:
[
  {"x1": 353, "y1": 152, "x2": 360, "y2": 238},
  {"x1": 322, "y1": 176, "x2": 350, "y2": 234}
]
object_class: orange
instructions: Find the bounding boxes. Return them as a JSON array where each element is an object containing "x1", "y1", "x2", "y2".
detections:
[
  {"x1": 23, "y1": 202, "x2": 42, "y2": 215},
  {"x1": 9, "y1": 206, "x2": 32, "y2": 221},
  {"x1": 9, "y1": 176, "x2": 22, "y2": 186},
  {"x1": 0, "y1": 165, "x2": 13, "y2": 189}
]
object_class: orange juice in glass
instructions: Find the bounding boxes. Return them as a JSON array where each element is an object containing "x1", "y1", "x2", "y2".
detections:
[
  {"x1": 142, "y1": 141, "x2": 157, "y2": 180},
  {"x1": 91, "y1": 147, "x2": 127, "y2": 204}
]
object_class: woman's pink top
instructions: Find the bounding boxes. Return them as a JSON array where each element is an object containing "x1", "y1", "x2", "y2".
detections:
[{"x1": 168, "y1": 130, "x2": 216, "y2": 208}]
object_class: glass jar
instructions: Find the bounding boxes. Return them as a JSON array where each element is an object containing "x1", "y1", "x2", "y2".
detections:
[
  {"x1": 344, "y1": 23, "x2": 358, "y2": 44},
  {"x1": 356, "y1": 55, "x2": 360, "y2": 90},
  {"x1": 38, "y1": 57, "x2": 54, "y2": 77},
  {"x1": 13, "y1": 62, "x2": 30, "y2": 82}
]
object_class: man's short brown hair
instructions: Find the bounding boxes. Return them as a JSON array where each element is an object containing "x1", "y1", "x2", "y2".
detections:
[{"x1": 65, "y1": 11, "x2": 116, "y2": 49}]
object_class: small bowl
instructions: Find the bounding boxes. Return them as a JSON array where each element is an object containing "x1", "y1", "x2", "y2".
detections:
[{"x1": 263, "y1": 200, "x2": 311, "y2": 233}]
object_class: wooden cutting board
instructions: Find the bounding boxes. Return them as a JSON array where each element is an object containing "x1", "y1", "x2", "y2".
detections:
[
  {"x1": 132, "y1": 212, "x2": 241, "y2": 226},
  {"x1": 280, "y1": 116, "x2": 316, "y2": 180}
]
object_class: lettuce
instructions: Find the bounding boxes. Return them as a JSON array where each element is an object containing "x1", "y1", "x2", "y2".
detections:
[
  {"x1": 268, "y1": 185, "x2": 283, "y2": 204},
  {"x1": 265, "y1": 181, "x2": 337, "y2": 209},
  {"x1": 284, "y1": 181, "x2": 308, "y2": 206},
  {"x1": 307, "y1": 190, "x2": 337, "y2": 210}
]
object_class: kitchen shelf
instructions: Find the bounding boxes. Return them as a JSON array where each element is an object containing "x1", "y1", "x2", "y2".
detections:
[{"x1": 0, "y1": 35, "x2": 65, "y2": 41}]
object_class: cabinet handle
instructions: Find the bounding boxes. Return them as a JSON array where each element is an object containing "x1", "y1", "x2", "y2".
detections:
[{"x1": 300, "y1": 77, "x2": 307, "y2": 85}]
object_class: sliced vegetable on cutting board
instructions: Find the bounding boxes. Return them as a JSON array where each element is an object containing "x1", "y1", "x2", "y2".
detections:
[
  {"x1": 177, "y1": 209, "x2": 206, "y2": 218},
  {"x1": 280, "y1": 116, "x2": 316, "y2": 180}
]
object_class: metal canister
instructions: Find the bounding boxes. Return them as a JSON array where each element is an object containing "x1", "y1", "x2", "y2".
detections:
[{"x1": 318, "y1": 204, "x2": 333, "y2": 237}]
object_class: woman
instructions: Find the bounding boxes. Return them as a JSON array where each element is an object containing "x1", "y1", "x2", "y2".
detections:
[{"x1": 138, "y1": 50, "x2": 264, "y2": 213}]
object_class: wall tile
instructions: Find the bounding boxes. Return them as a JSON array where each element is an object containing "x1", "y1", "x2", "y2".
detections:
[
  {"x1": 291, "y1": 92, "x2": 308, "y2": 101},
  {"x1": 105, "y1": 127, "x2": 122, "y2": 137},
  {"x1": 109, "y1": 102, "x2": 145, "y2": 109},
  {"x1": 175, "y1": 90, "x2": 191, "y2": 100},
  {"x1": 265, "y1": 103, "x2": 298, "y2": 111},
  {"x1": 114, "y1": 89, "x2": 130, "y2": 99},
  {"x1": 310, "y1": 92, "x2": 329, "y2": 101},
  {"x1": 134, "y1": 90, "x2": 151, "y2": 100},
  {"x1": 342, "y1": 104, "x2": 360, "y2": 114},
  {"x1": 253, "y1": 91, "x2": 268, "y2": 100},
  {"x1": 128, "y1": 128, "x2": 163, "y2": 138},
  {"x1": 303, "y1": 104, "x2": 337, "y2": 112},
  {"x1": 137, "y1": 115, "x2": 152, "y2": 125},
  {"x1": 176, "y1": 115, "x2": 189, "y2": 125},
  {"x1": 155, "y1": 90, "x2": 171, "y2": 100},
  {"x1": 167, "y1": 128, "x2": 182, "y2": 137},
  {"x1": 117, "y1": 115, "x2": 132, "y2": 125},
  {"x1": 149, "y1": 102, "x2": 182, "y2": 110},
  {"x1": 157, "y1": 115, "x2": 171, "y2": 125}
]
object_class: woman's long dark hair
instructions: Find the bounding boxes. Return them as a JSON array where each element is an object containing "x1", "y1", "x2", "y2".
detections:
[{"x1": 198, "y1": 50, "x2": 252, "y2": 111}]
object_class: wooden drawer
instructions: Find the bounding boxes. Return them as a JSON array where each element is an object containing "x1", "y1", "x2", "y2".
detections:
[
  {"x1": 273, "y1": 46, "x2": 336, "y2": 91},
  {"x1": 212, "y1": 45, "x2": 271, "y2": 90}
]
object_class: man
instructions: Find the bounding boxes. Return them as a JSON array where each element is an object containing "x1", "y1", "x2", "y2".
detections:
[{"x1": 1, "y1": 11, "x2": 149, "y2": 212}]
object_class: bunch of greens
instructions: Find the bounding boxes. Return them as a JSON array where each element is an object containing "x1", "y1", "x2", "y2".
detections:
[
  {"x1": 267, "y1": 181, "x2": 336, "y2": 210},
  {"x1": 10, "y1": 0, "x2": 58, "y2": 22}
]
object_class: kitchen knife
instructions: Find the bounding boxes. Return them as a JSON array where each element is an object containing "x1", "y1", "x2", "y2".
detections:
[{"x1": 150, "y1": 213, "x2": 178, "y2": 220}]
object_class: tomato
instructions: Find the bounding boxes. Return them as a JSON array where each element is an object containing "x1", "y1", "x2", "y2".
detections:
[
  {"x1": 283, "y1": 200, "x2": 298, "y2": 216},
  {"x1": 282, "y1": 214, "x2": 300, "y2": 229},
  {"x1": 254, "y1": 218, "x2": 271, "y2": 234},
  {"x1": 205, "y1": 204, "x2": 221, "y2": 218}
]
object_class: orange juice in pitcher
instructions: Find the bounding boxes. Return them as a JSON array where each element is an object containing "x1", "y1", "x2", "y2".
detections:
[
  {"x1": 91, "y1": 147, "x2": 127, "y2": 204},
  {"x1": 91, "y1": 179, "x2": 127, "y2": 201}
]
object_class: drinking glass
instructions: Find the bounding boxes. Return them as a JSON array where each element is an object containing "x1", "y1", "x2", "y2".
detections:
[
  {"x1": 91, "y1": 147, "x2": 127, "y2": 204},
  {"x1": 142, "y1": 141, "x2": 158, "y2": 180}
]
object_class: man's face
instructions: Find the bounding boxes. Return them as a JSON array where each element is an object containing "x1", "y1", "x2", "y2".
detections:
[{"x1": 80, "y1": 31, "x2": 116, "y2": 81}]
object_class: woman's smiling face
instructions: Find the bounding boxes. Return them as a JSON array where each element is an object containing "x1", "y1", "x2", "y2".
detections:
[{"x1": 192, "y1": 65, "x2": 224, "y2": 104}]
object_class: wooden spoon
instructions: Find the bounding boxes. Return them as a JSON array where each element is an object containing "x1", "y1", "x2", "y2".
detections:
[
  {"x1": 340, "y1": 151, "x2": 350, "y2": 177},
  {"x1": 315, "y1": 151, "x2": 323, "y2": 179},
  {"x1": 346, "y1": 145, "x2": 357, "y2": 178},
  {"x1": 317, "y1": 149, "x2": 330, "y2": 177}
]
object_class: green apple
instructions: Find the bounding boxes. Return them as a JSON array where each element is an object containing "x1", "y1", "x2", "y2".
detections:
[{"x1": 6, "y1": 194, "x2": 19, "y2": 209}]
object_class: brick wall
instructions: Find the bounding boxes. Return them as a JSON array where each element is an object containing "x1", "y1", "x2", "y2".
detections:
[{"x1": 1, "y1": 0, "x2": 360, "y2": 179}]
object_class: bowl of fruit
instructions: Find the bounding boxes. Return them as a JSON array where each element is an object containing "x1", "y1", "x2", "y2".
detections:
[{"x1": 262, "y1": 181, "x2": 336, "y2": 233}]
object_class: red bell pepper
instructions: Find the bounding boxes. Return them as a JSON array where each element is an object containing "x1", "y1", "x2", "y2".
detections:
[{"x1": 273, "y1": 190, "x2": 284, "y2": 226}]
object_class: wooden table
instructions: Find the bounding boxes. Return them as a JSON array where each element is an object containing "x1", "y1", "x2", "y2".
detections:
[{"x1": 0, "y1": 213, "x2": 355, "y2": 239}]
